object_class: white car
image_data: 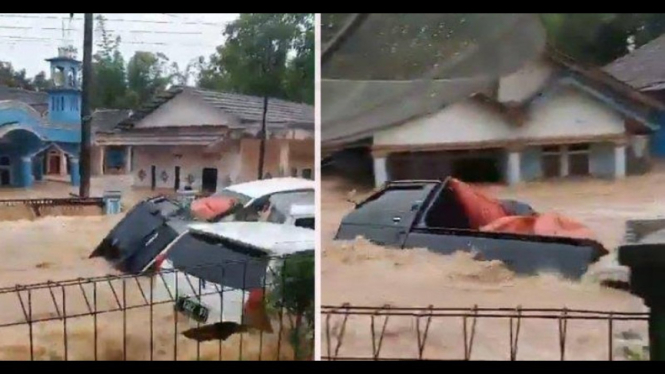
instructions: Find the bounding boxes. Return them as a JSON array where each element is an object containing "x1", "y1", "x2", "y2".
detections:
[
  {"x1": 145, "y1": 221, "x2": 315, "y2": 336},
  {"x1": 209, "y1": 177, "x2": 315, "y2": 225}
]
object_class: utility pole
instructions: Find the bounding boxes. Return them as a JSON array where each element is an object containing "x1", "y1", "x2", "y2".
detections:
[
  {"x1": 79, "y1": 13, "x2": 93, "y2": 197},
  {"x1": 258, "y1": 95, "x2": 268, "y2": 180},
  {"x1": 257, "y1": 39, "x2": 273, "y2": 180}
]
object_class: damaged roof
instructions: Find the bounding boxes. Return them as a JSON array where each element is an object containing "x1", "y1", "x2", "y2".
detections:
[
  {"x1": 322, "y1": 46, "x2": 664, "y2": 149},
  {"x1": 119, "y1": 86, "x2": 314, "y2": 129},
  {"x1": 604, "y1": 34, "x2": 665, "y2": 90}
]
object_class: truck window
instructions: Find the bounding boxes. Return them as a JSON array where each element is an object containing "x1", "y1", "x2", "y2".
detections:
[
  {"x1": 166, "y1": 232, "x2": 269, "y2": 290},
  {"x1": 422, "y1": 183, "x2": 471, "y2": 229},
  {"x1": 295, "y1": 217, "x2": 315, "y2": 229},
  {"x1": 345, "y1": 184, "x2": 435, "y2": 227}
]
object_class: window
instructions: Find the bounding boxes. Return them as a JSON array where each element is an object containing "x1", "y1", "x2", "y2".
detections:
[
  {"x1": 0, "y1": 156, "x2": 9, "y2": 166},
  {"x1": 295, "y1": 217, "x2": 315, "y2": 229},
  {"x1": 60, "y1": 97, "x2": 64, "y2": 111},
  {"x1": 347, "y1": 184, "x2": 435, "y2": 227}
]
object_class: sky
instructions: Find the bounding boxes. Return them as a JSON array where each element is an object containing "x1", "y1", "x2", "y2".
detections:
[{"x1": 0, "y1": 13, "x2": 239, "y2": 80}]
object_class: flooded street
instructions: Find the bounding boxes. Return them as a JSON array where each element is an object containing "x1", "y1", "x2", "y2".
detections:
[
  {"x1": 320, "y1": 166, "x2": 665, "y2": 360},
  {"x1": 0, "y1": 176, "x2": 292, "y2": 360}
]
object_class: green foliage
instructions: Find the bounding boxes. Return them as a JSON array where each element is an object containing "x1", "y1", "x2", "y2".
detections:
[
  {"x1": 0, "y1": 62, "x2": 50, "y2": 91},
  {"x1": 268, "y1": 252, "x2": 314, "y2": 360},
  {"x1": 196, "y1": 13, "x2": 314, "y2": 104},
  {"x1": 541, "y1": 13, "x2": 665, "y2": 65}
]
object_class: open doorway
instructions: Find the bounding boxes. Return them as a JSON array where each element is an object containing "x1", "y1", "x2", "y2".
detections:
[
  {"x1": 201, "y1": 168, "x2": 218, "y2": 193},
  {"x1": 0, "y1": 156, "x2": 10, "y2": 186},
  {"x1": 451, "y1": 157, "x2": 502, "y2": 183}
]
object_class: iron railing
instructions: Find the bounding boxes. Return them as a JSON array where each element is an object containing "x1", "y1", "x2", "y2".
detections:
[
  {"x1": 0, "y1": 255, "x2": 314, "y2": 361},
  {"x1": 322, "y1": 304, "x2": 649, "y2": 361},
  {"x1": 0, "y1": 197, "x2": 105, "y2": 219}
]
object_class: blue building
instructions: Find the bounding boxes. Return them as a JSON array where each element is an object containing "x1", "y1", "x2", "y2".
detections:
[{"x1": 0, "y1": 46, "x2": 81, "y2": 188}]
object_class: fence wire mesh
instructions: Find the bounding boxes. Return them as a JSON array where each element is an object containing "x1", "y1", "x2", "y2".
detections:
[
  {"x1": 322, "y1": 304, "x2": 649, "y2": 361},
  {"x1": 0, "y1": 254, "x2": 314, "y2": 361}
]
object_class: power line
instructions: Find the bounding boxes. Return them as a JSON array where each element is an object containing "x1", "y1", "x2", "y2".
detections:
[
  {"x1": 0, "y1": 13, "x2": 226, "y2": 26},
  {"x1": 0, "y1": 35, "x2": 221, "y2": 48},
  {"x1": 0, "y1": 25, "x2": 208, "y2": 35}
]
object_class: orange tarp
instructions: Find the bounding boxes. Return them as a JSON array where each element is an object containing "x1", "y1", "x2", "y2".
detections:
[
  {"x1": 480, "y1": 213, "x2": 596, "y2": 240},
  {"x1": 447, "y1": 178, "x2": 508, "y2": 229},
  {"x1": 190, "y1": 196, "x2": 236, "y2": 221},
  {"x1": 447, "y1": 178, "x2": 595, "y2": 240}
]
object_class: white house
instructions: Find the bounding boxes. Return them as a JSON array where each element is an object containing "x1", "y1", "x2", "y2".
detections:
[
  {"x1": 95, "y1": 86, "x2": 314, "y2": 192},
  {"x1": 326, "y1": 49, "x2": 664, "y2": 187}
]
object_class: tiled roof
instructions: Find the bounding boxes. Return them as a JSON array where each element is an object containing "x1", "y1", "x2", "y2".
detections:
[
  {"x1": 91, "y1": 109, "x2": 132, "y2": 133},
  {"x1": 604, "y1": 34, "x2": 665, "y2": 90},
  {"x1": 120, "y1": 86, "x2": 314, "y2": 129}
]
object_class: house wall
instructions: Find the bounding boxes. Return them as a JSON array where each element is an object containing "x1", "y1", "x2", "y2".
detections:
[
  {"x1": 132, "y1": 91, "x2": 239, "y2": 129},
  {"x1": 131, "y1": 138, "x2": 314, "y2": 190},
  {"x1": 373, "y1": 87, "x2": 627, "y2": 147},
  {"x1": 132, "y1": 144, "x2": 242, "y2": 190}
]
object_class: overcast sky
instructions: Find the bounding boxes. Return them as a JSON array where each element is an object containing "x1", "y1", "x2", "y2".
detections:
[{"x1": 0, "y1": 13, "x2": 239, "y2": 80}]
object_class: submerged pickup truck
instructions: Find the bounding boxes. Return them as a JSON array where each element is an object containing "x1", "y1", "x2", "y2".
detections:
[{"x1": 335, "y1": 179, "x2": 608, "y2": 279}]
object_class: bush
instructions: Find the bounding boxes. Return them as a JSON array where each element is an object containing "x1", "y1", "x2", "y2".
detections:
[{"x1": 268, "y1": 252, "x2": 315, "y2": 360}]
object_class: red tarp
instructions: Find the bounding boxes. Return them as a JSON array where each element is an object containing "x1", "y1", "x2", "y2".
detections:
[
  {"x1": 447, "y1": 178, "x2": 595, "y2": 240},
  {"x1": 190, "y1": 196, "x2": 236, "y2": 221}
]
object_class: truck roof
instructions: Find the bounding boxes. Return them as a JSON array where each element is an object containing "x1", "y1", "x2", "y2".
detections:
[
  {"x1": 223, "y1": 178, "x2": 315, "y2": 199},
  {"x1": 187, "y1": 221, "x2": 315, "y2": 256}
]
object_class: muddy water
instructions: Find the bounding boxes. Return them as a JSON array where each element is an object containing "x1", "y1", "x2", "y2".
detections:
[
  {"x1": 320, "y1": 169, "x2": 665, "y2": 360},
  {"x1": 0, "y1": 178, "x2": 295, "y2": 360}
]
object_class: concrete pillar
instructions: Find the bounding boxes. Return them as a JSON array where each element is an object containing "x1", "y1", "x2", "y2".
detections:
[
  {"x1": 507, "y1": 150, "x2": 522, "y2": 186},
  {"x1": 102, "y1": 190, "x2": 123, "y2": 215},
  {"x1": 125, "y1": 146, "x2": 132, "y2": 174},
  {"x1": 279, "y1": 141, "x2": 290, "y2": 177},
  {"x1": 20, "y1": 156, "x2": 33, "y2": 187},
  {"x1": 98, "y1": 145, "x2": 106, "y2": 176},
  {"x1": 34, "y1": 156, "x2": 44, "y2": 182},
  {"x1": 615, "y1": 143, "x2": 627, "y2": 179},
  {"x1": 373, "y1": 157, "x2": 388, "y2": 187},
  {"x1": 560, "y1": 146, "x2": 569, "y2": 178},
  {"x1": 69, "y1": 156, "x2": 80, "y2": 186}
]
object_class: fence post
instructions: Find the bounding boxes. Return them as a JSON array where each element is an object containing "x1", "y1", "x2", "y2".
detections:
[
  {"x1": 102, "y1": 190, "x2": 122, "y2": 215},
  {"x1": 618, "y1": 236, "x2": 665, "y2": 361}
]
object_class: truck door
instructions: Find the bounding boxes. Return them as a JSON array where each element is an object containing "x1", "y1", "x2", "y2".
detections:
[{"x1": 335, "y1": 183, "x2": 437, "y2": 247}]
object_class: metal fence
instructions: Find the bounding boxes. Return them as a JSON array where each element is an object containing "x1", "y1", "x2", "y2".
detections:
[
  {"x1": 0, "y1": 197, "x2": 105, "y2": 220},
  {"x1": 0, "y1": 255, "x2": 314, "y2": 361},
  {"x1": 322, "y1": 304, "x2": 650, "y2": 361}
]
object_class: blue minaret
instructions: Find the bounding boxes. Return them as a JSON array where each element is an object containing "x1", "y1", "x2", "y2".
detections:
[{"x1": 45, "y1": 46, "x2": 82, "y2": 126}]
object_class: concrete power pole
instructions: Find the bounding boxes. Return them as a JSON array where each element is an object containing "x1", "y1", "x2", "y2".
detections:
[{"x1": 79, "y1": 13, "x2": 93, "y2": 197}]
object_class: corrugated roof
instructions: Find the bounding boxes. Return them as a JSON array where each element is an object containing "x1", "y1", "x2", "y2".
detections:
[
  {"x1": 120, "y1": 86, "x2": 314, "y2": 129},
  {"x1": 604, "y1": 34, "x2": 665, "y2": 90}
]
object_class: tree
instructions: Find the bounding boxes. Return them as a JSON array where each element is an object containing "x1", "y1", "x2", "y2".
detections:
[
  {"x1": 542, "y1": 14, "x2": 665, "y2": 65},
  {"x1": 31, "y1": 71, "x2": 51, "y2": 91},
  {"x1": 126, "y1": 51, "x2": 172, "y2": 108},
  {"x1": 0, "y1": 62, "x2": 33, "y2": 89},
  {"x1": 196, "y1": 13, "x2": 314, "y2": 104},
  {"x1": 91, "y1": 14, "x2": 129, "y2": 109}
]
